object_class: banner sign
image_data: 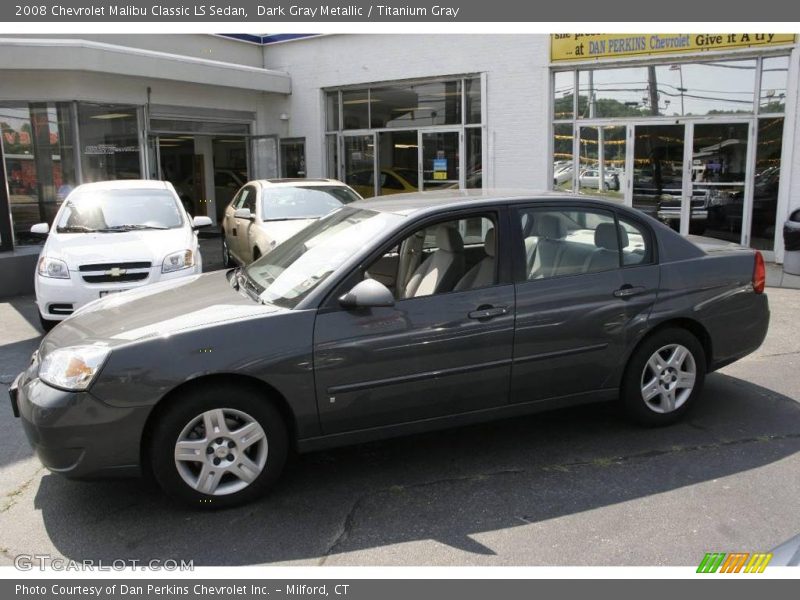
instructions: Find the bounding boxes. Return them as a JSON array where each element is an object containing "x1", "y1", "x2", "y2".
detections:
[{"x1": 551, "y1": 33, "x2": 797, "y2": 62}]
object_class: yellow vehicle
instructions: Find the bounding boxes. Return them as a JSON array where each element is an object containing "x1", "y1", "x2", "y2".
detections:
[{"x1": 349, "y1": 168, "x2": 418, "y2": 198}]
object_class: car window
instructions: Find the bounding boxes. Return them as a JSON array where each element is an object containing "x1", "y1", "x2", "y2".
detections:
[
  {"x1": 518, "y1": 208, "x2": 622, "y2": 280},
  {"x1": 238, "y1": 186, "x2": 256, "y2": 213},
  {"x1": 365, "y1": 214, "x2": 498, "y2": 299},
  {"x1": 262, "y1": 186, "x2": 360, "y2": 220}
]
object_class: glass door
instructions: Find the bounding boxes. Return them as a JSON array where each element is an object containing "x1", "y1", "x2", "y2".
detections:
[
  {"x1": 420, "y1": 130, "x2": 460, "y2": 191},
  {"x1": 577, "y1": 124, "x2": 627, "y2": 202},
  {"x1": 631, "y1": 124, "x2": 688, "y2": 231},
  {"x1": 690, "y1": 122, "x2": 751, "y2": 243},
  {"x1": 342, "y1": 134, "x2": 376, "y2": 198}
]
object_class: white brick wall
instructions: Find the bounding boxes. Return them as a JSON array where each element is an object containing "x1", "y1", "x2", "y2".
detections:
[{"x1": 261, "y1": 34, "x2": 551, "y2": 188}]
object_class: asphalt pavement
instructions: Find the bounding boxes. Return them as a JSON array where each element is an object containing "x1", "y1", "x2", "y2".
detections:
[{"x1": 0, "y1": 279, "x2": 799, "y2": 566}]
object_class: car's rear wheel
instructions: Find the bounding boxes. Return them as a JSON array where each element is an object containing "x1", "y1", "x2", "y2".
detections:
[
  {"x1": 149, "y1": 384, "x2": 288, "y2": 508},
  {"x1": 621, "y1": 328, "x2": 706, "y2": 426}
]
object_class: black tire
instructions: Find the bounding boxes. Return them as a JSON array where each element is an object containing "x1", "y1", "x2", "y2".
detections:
[
  {"x1": 149, "y1": 384, "x2": 288, "y2": 509},
  {"x1": 39, "y1": 313, "x2": 58, "y2": 333},
  {"x1": 620, "y1": 327, "x2": 706, "y2": 427},
  {"x1": 222, "y1": 237, "x2": 233, "y2": 268}
]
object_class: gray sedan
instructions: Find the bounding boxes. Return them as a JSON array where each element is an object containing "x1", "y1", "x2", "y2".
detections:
[{"x1": 10, "y1": 191, "x2": 770, "y2": 508}]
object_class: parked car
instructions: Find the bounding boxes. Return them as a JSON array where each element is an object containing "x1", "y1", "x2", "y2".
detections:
[
  {"x1": 30, "y1": 180, "x2": 212, "y2": 331},
  {"x1": 10, "y1": 191, "x2": 769, "y2": 508},
  {"x1": 553, "y1": 162, "x2": 573, "y2": 186},
  {"x1": 579, "y1": 168, "x2": 619, "y2": 191},
  {"x1": 221, "y1": 178, "x2": 362, "y2": 266}
]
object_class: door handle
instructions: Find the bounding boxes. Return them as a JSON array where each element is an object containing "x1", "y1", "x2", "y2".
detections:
[
  {"x1": 613, "y1": 285, "x2": 646, "y2": 298},
  {"x1": 468, "y1": 305, "x2": 508, "y2": 320}
]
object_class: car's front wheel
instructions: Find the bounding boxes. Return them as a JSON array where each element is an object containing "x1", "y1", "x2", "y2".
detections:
[
  {"x1": 39, "y1": 313, "x2": 58, "y2": 333},
  {"x1": 620, "y1": 328, "x2": 706, "y2": 426},
  {"x1": 149, "y1": 384, "x2": 288, "y2": 508},
  {"x1": 222, "y1": 237, "x2": 233, "y2": 268}
]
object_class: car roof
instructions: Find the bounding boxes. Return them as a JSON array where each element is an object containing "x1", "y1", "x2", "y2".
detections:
[
  {"x1": 253, "y1": 178, "x2": 350, "y2": 188},
  {"x1": 346, "y1": 189, "x2": 628, "y2": 216},
  {"x1": 71, "y1": 179, "x2": 171, "y2": 193}
]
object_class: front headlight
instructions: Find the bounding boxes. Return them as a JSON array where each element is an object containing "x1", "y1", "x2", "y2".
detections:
[
  {"x1": 37, "y1": 256, "x2": 70, "y2": 279},
  {"x1": 38, "y1": 345, "x2": 110, "y2": 391},
  {"x1": 162, "y1": 249, "x2": 195, "y2": 273}
]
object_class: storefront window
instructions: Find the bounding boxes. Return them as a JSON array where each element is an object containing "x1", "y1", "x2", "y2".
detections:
[
  {"x1": 466, "y1": 128, "x2": 482, "y2": 188},
  {"x1": 78, "y1": 103, "x2": 141, "y2": 183},
  {"x1": 0, "y1": 102, "x2": 77, "y2": 244},
  {"x1": 760, "y1": 56, "x2": 789, "y2": 114},
  {"x1": 465, "y1": 77, "x2": 482, "y2": 124},
  {"x1": 376, "y1": 130, "x2": 419, "y2": 195},
  {"x1": 578, "y1": 59, "x2": 757, "y2": 118},
  {"x1": 553, "y1": 124, "x2": 574, "y2": 191},
  {"x1": 577, "y1": 125, "x2": 626, "y2": 200},
  {"x1": 370, "y1": 80, "x2": 462, "y2": 129},
  {"x1": 553, "y1": 71, "x2": 574, "y2": 120},
  {"x1": 280, "y1": 138, "x2": 306, "y2": 178},
  {"x1": 327, "y1": 76, "x2": 483, "y2": 194},
  {"x1": 751, "y1": 118, "x2": 784, "y2": 250},
  {"x1": 341, "y1": 90, "x2": 370, "y2": 130}
]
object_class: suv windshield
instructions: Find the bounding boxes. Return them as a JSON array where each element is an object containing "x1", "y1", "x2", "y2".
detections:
[
  {"x1": 56, "y1": 189, "x2": 184, "y2": 232},
  {"x1": 244, "y1": 207, "x2": 402, "y2": 308},
  {"x1": 262, "y1": 186, "x2": 361, "y2": 221}
]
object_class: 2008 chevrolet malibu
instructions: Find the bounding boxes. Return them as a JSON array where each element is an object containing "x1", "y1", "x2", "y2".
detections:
[{"x1": 10, "y1": 191, "x2": 770, "y2": 507}]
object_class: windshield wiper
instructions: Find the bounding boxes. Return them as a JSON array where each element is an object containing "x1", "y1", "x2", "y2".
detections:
[
  {"x1": 102, "y1": 224, "x2": 169, "y2": 231},
  {"x1": 56, "y1": 225, "x2": 97, "y2": 233}
]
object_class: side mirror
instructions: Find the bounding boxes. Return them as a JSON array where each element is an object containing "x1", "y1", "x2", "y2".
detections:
[
  {"x1": 234, "y1": 208, "x2": 254, "y2": 221},
  {"x1": 30, "y1": 223, "x2": 49, "y2": 235},
  {"x1": 192, "y1": 216, "x2": 213, "y2": 229},
  {"x1": 339, "y1": 278, "x2": 395, "y2": 309}
]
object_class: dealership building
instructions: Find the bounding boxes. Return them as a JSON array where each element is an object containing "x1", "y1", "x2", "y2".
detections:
[{"x1": 1, "y1": 33, "x2": 798, "y2": 288}]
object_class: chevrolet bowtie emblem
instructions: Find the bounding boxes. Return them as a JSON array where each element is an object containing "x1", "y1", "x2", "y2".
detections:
[{"x1": 106, "y1": 268, "x2": 127, "y2": 277}]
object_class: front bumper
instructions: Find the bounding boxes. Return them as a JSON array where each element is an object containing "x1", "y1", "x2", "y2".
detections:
[
  {"x1": 9, "y1": 368, "x2": 151, "y2": 479},
  {"x1": 36, "y1": 264, "x2": 202, "y2": 321}
]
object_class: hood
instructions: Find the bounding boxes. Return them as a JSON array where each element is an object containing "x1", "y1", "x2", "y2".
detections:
[
  {"x1": 41, "y1": 270, "x2": 285, "y2": 353},
  {"x1": 263, "y1": 218, "x2": 317, "y2": 246},
  {"x1": 45, "y1": 228, "x2": 195, "y2": 269}
]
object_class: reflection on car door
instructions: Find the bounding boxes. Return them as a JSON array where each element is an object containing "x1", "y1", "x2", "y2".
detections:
[
  {"x1": 510, "y1": 206, "x2": 659, "y2": 404},
  {"x1": 312, "y1": 210, "x2": 515, "y2": 435}
]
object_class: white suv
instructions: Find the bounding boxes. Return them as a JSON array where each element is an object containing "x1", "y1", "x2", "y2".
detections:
[{"x1": 32, "y1": 180, "x2": 212, "y2": 330}]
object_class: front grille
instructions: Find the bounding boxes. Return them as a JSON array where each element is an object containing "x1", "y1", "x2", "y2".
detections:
[
  {"x1": 78, "y1": 262, "x2": 151, "y2": 272},
  {"x1": 82, "y1": 272, "x2": 149, "y2": 284},
  {"x1": 48, "y1": 303, "x2": 74, "y2": 315},
  {"x1": 78, "y1": 261, "x2": 151, "y2": 284}
]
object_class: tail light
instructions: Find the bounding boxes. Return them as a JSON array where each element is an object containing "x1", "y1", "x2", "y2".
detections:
[{"x1": 753, "y1": 250, "x2": 766, "y2": 294}]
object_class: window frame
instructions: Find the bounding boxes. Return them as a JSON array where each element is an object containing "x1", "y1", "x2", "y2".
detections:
[
  {"x1": 509, "y1": 202, "x2": 658, "y2": 284},
  {"x1": 317, "y1": 205, "x2": 512, "y2": 312}
]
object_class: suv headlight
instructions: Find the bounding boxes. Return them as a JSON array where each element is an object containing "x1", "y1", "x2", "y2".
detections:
[
  {"x1": 37, "y1": 256, "x2": 70, "y2": 279},
  {"x1": 38, "y1": 345, "x2": 110, "y2": 391},
  {"x1": 162, "y1": 249, "x2": 195, "y2": 273}
]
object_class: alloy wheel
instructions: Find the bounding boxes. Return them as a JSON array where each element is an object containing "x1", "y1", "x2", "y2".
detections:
[
  {"x1": 640, "y1": 343, "x2": 697, "y2": 414},
  {"x1": 174, "y1": 408, "x2": 268, "y2": 495}
]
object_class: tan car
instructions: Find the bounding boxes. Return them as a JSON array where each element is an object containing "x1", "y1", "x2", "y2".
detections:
[{"x1": 221, "y1": 178, "x2": 362, "y2": 266}]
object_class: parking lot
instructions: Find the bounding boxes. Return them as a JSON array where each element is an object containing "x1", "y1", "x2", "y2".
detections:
[{"x1": 1, "y1": 263, "x2": 799, "y2": 566}]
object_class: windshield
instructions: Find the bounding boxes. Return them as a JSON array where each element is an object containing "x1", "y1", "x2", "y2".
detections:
[
  {"x1": 261, "y1": 186, "x2": 361, "y2": 221},
  {"x1": 55, "y1": 189, "x2": 184, "y2": 232},
  {"x1": 244, "y1": 207, "x2": 403, "y2": 308}
]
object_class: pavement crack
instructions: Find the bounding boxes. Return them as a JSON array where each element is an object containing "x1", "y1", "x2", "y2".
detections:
[
  {"x1": 318, "y1": 493, "x2": 369, "y2": 566},
  {"x1": 0, "y1": 467, "x2": 44, "y2": 513}
]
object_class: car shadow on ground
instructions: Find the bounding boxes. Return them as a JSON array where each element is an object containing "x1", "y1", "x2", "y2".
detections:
[{"x1": 30, "y1": 372, "x2": 800, "y2": 565}]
